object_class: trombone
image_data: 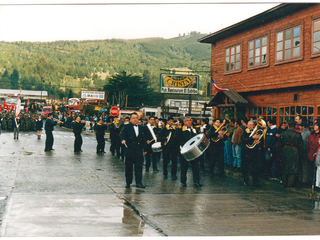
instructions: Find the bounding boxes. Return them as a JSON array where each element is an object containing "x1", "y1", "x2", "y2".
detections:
[
  {"x1": 246, "y1": 118, "x2": 266, "y2": 149},
  {"x1": 211, "y1": 119, "x2": 228, "y2": 142}
]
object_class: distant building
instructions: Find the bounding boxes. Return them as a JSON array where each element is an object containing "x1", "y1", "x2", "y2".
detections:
[{"x1": 0, "y1": 89, "x2": 48, "y2": 101}]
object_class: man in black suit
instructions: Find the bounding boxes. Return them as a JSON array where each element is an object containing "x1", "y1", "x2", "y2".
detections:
[
  {"x1": 44, "y1": 113, "x2": 58, "y2": 152},
  {"x1": 144, "y1": 116, "x2": 158, "y2": 171},
  {"x1": 95, "y1": 118, "x2": 108, "y2": 154},
  {"x1": 120, "y1": 112, "x2": 147, "y2": 188},
  {"x1": 178, "y1": 117, "x2": 202, "y2": 188},
  {"x1": 158, "y1": 116, "x2": 179, "y2": 179},
  {"x1": 73, "y1": 116, "x2": 86, "y2": 153}
]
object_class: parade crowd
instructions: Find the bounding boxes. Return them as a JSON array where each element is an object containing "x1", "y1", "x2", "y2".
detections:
[{"x1": 4, "y1": 107, "x2": 320, "y2": 191}]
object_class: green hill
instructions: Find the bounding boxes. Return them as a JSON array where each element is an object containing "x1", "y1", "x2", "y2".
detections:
[{"x1": 0, "y1": 32, "x2": 211, "y2": 100}]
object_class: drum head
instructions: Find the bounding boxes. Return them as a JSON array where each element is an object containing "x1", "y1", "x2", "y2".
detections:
[{"x1": 181, "y1": 134, "x2": 209, "y2": 161}]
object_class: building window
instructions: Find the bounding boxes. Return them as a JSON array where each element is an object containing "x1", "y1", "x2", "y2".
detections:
[
  {"x1": 248, "y1": 36, "x2": 268, "y2": 69},
  {"x1": 312, "y1": 18, "x2": 320, "y2": 56},
  {"x1": 249, "y1": 107, "x2": 277, "y2": 124},
  {"x1": 279, "y1": 106, "x2": 313, "y2": 125},
  {"x1": 225, "y1": 44, "x2": 241, "y2": 73},
  {"x1": 275, "y1": 25, "x2": 302, "y2": 63}
]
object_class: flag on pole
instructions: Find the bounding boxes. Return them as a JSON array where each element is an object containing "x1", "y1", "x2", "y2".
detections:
[
  {"x1": 15, "y1": 93, "x2": 21, "y2": 117},
  {"x1": 211, "y1": 77, "x2": 230, "y2": 92}
]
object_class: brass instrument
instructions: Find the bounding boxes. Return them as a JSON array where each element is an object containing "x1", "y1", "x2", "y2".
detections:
[
  {"x1": 211, "y1": 119, "x2": 228, "y2": 142},
  {"x1": 246, "y1": 118, "x2": 266, "y2": 149}
]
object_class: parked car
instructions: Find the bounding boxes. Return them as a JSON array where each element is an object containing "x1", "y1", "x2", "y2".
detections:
[{"x1": 41, "y1": 106, "x2": 53, "y2": 116}]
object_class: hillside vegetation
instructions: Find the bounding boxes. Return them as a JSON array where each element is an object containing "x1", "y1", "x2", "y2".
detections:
[{"x1": 0, "y1": 32, "x2": 211, "y2": 101}]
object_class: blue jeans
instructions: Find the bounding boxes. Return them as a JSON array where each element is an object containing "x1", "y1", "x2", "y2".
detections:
[
  {"x1": 227, "y1": 141, "x2": 234, "y2": 165},
  {"x1": 224, "y1": 140, "x2": 228, "y2": 164},
  {"x1": 232, "y1": 144, "x2": 242, "y2": 168}
]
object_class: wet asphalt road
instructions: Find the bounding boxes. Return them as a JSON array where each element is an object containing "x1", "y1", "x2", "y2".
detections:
[{"x1": 0, "y1": 126, "x2": 320, "y2": 237}]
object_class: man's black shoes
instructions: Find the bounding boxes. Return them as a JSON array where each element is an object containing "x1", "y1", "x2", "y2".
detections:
[{"x1": 136, "y1": 184, "x2": 145, "y2": 188}]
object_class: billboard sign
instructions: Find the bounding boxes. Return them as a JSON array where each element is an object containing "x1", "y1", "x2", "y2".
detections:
[
  {"x1": 81, "y1": 90, "x2": 105, "y2": 100},
  {"x1": 160, "y1": 74, "x2": 199, "y2": 95}
]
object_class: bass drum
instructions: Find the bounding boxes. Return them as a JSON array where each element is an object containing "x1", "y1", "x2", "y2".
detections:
[
  {"x1": 181, "y1": 134, "x2": 210, "y2": 161},
  {"x1": 151, "y1": 142, "x2": 162, "y2": 152}
]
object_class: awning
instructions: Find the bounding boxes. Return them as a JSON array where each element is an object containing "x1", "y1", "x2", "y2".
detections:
[{"x1": 208, "y1": 88, "x2": 248, "y2": 107}]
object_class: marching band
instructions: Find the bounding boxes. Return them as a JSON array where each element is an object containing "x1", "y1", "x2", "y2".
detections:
[{"x1": 30, "y1": 111, "x2": 317, "y2": 190}]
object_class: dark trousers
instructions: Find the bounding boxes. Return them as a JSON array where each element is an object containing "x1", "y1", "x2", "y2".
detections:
[
  {"x1": 96, "y1": 135, "x2": 105, "y2": 153},
  {"x1": 125, "y1": 155, "x2": 143, "y2": 185},
  {"x1": 282, "y1": 174, "x2": 296, "y2": 187},
  {"x1": 110, "y1": 134, "x2": 116, "y2": 154},
  {"x1": 145, "y1": 144, "x2": 158, "y2": 170},
  {"x1": 120, "y1": 144, "x2": 125, "y2": 160},
  {"x1": 74, "y1": 133, "x2": 82, "y2": 152},
  {"x1": 163, "y1": 147, "x2": 178, "y2": 177},
  {"x1": 180, "y1": 156, "x2": 200, "y2": 184},
  {"x1": 242, "y1": 149, "x2": 260, "y2": 184},
  {"x1": 199, "y1": 152, "x2": 206, "y2": 171},
  {"x1": 207, "y1": 145, "x2": 225, "y2": 177},
  {"x1": 45, "y1": 131, "x2": 54, "y2": 151}
]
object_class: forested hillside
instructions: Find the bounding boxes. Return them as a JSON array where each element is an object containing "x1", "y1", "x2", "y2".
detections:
[{"x1": 0, "y1": 32, "x2": 211, "y2": 101}]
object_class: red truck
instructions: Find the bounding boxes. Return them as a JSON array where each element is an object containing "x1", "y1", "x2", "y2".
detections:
[{"x1": 0, "y1": 95, "x2": 19, "y2": 112}]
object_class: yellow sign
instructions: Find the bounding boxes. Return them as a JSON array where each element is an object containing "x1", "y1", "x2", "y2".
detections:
[{"x1": 164, "y1": 76, "x2": 196, "y2": 88}]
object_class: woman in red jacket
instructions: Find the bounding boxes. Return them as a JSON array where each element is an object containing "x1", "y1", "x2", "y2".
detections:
[{"x1": 307, "y1": 123, "x2": 320, "y2": 162}]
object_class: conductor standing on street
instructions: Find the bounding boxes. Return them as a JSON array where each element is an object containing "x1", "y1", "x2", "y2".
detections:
[
  {"x1": 95, "y1": 118, "x2": 108, "y2": 154},
  {"x1": 120, "y1": 112, "x2": 147, "y2": 189},
  {"x1": 44, "y1": 113, "x2": 58, "y2": 152},
  {"x1": 73, "y1": 116, "x2": 86, "y2": 153}
]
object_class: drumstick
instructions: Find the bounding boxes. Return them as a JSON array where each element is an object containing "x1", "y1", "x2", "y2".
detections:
[{"x1": 125, "y1": 143, "x2": 128, "y2": 148}]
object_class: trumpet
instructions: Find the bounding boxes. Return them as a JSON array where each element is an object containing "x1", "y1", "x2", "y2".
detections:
[
  {"x1": 246, "y1": 118, "x2": 266, "y2": 149},
  {"x1": 211, "y1": 119, "x2": 228, "y2": 142}
]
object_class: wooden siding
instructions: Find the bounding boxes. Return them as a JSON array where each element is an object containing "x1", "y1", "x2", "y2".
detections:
[{"x1": 210, "y1": 4, "x2": 320, "y2": 96}]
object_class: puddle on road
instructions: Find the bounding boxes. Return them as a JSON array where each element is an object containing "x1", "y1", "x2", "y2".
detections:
[{"x1": 24, "y1": 152, "x2": 34, "y2": 155}]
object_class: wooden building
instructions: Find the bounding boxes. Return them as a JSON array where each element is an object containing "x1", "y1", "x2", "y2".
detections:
[{"x1": 199, "y1": 3, "x2": 320, "y2": 126}]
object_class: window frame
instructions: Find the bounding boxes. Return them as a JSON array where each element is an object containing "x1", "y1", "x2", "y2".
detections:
[
  {"x1": 247, "y1": 35, "x2": 269, "y2": 70},
  {"x1": 274, "y1": 24, "x2": 303, "y2": 65},
  {"x1": 224, "y1": 43, "x2": 242, "y2": 75},
  {"x1": 311, "y1": 17, "x2": 320, "y2": 58}
]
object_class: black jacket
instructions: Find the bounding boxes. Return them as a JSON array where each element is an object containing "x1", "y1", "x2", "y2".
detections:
[
  {"x1": 95, "y1": 123, "x2": 108, "y2": 136},
  {"x1": 120, "y1": 123, "x2": 147, "y2": 157},
  {"x1": 158, "y1": 125, "x2": 179, "y2": 149},
  {"x1": 44, "y1": 119, "x2": 57, "y2": 132},
  {"x1": 177, "y1": 126, "x2": 198, "y2": 147},
  {"x1": 73, "y1": 121, "x2": 85, "y2": 134}
]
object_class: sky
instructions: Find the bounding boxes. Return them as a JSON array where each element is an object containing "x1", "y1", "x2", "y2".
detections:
[{"x1": 0, "y1": 0, "x2": 305, "y2": 42}]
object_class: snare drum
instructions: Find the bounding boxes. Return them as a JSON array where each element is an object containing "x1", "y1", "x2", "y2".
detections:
[
  {"x1": 151, "y1": 142, "x2": 162, "y2": 152},
  {"x1": 180, "y1": 134, "x2": 210, "y2": 161}
]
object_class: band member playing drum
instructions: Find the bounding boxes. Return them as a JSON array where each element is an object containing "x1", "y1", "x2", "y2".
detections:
[
  {"x1": 158, "y1": 117, "x2": 179, "y2": 180},
  {"x1": 120, "y1": 112, "x2": 147, "y2": 189},
  {"x1": 206, "y1": 118, "x2": 227, "y2": 178},
  {"x1": 145, "y1": 116, "x2": 158, "y2": 172},
  {"x1": 178, "y1": 117, "x2": 202, "y2": 188},
  {"x1": 153, "y1": 117, "x2": 162, "y2": 170}
]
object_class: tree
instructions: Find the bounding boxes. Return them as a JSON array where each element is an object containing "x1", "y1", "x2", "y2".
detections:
[
  {"x1": 67, "y1": 89, "x2": 74, "y2": 99},
  {"x1": 103, "y1": 71, "x2": 154, "y2": 108},
  {"x1": 10, "y1": 69, "x2": 19, "y2": 89},
  {"x1": 0, "y1": 77, "x2": 11, "y2": 89}
]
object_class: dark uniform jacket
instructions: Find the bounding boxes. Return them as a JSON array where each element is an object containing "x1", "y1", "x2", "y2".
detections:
[
  {"x1": 120, "y1": 122, "x2": 147, "y2": 157},
  {"x1": 44, "y1": 119, "x2": 57, "y2": 132},
  {"x1": 278, "y1": 128, "x2": 303, "y2": 174},
  {"x1": 241, "y1": 127, "x2": 264, "y2": 152},
  {"x1": 207, "y1": 125, "x2": 226, "y2": 147},
  {"x1": 95, "y1": 123, "x2": 108, "y2": 136},
  {"x1": 158, "y1": 125, "x2": 179, "y2": 149},
  {"x1": 73, "y1": 121, "x2": 85, "y2": 134},
  {"x1": 178, "y1": 126, "x2": 198, "y2": 147}
]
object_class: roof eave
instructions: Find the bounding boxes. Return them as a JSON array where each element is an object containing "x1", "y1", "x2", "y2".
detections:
[{"x1": 198, "y1": 3, "x2": 316, "y2": 44}]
